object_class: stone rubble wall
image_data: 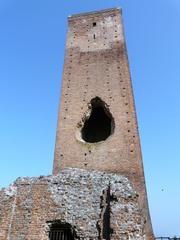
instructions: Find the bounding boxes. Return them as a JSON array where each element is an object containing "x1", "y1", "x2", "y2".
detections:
[{"x1": 0, "y1": 168, "x2": 146, "y2": 240}]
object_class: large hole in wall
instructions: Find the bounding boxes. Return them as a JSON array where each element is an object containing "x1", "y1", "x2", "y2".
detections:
[
  {"x1": 48, "y1": 221, "x2": 74, "y2": 240},
  {"x1": 81, "y1": 97, "x2": 114, "y2": 143}
]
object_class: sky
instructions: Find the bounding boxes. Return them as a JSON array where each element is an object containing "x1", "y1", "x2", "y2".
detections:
[{"x1": 0, "y1": 0, "x2": 180, "y2": 237}]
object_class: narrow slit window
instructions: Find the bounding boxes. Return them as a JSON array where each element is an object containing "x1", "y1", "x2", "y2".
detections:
[
  {"x1": 93, "y1": 22, "x2": 96, "y2": 27},
  {"x1": 93, "y1": 34, "x2": 96, "y2": 40}
]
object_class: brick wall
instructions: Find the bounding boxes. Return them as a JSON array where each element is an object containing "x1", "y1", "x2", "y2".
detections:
[{"x1": 0, "y1": 169, "x2": 148, "y2": 240}]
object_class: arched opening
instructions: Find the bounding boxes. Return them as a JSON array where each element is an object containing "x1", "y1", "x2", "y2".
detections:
[
  {"x1": 48, "y1": 221, "x2": 74, "y2": 240},
  {"x1": 81, "y1": 97, "x2": 114, "y2": 143}
]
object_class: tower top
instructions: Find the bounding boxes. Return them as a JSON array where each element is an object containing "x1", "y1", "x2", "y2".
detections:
[{"x1": 68, "y1": 7, "x2": 122, "y2": 19}]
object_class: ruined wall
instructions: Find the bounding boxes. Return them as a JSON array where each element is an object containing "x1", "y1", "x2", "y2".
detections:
[{"x1": 0, "y1": 168, "x2": 146, "y2": 240}]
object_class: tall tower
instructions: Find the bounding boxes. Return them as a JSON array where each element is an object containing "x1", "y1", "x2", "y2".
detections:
[{"x1": 53, "y1": 8, "x2": 154, "y2": 239}]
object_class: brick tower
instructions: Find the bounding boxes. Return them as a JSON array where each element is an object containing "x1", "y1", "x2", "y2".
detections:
[
  {"x1": 53, "y1": 7, "x2": 154, "y2": 239},
  {"x1": 0, "y1": 7, "x2": 154, "y2": 240},
  {"x1": 53, "y1": 8, "x2": 152, "y2": 240}
]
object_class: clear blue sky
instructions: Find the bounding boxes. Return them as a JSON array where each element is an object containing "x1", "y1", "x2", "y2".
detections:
[{"x1": 0, "y1": 0, "x2": 180, "y2": 237}]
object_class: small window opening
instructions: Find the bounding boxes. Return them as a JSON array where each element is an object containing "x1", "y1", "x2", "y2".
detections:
[
  {"x1": 93, "y1": 22, "x2": 96, "y2": 27},
  {"x1": 81, "y1": 97, "x2": 114, "y2": 143},
  {"x1": 49, "y1": 222, "x2": 74, "y2": 240},
  {"x1": 93, "y1": 34, "x2": 96, "y2": 40}
]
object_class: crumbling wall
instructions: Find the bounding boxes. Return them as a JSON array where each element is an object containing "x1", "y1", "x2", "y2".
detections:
[{"x1": 0, "y1": 168, "x2": 146, "y2": 239}]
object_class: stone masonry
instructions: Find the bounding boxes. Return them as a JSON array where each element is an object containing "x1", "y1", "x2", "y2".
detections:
[{"x1": 0, "y1": 169, "x2": 146, "y2": 240}]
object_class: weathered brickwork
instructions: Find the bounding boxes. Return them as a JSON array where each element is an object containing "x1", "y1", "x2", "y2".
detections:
[
  {"x1": 53, "y1": 8, "x2": 154, "y2": 239},
  {"x1": 0, "y1": 169, "x2": 146, "y2": 240}
]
